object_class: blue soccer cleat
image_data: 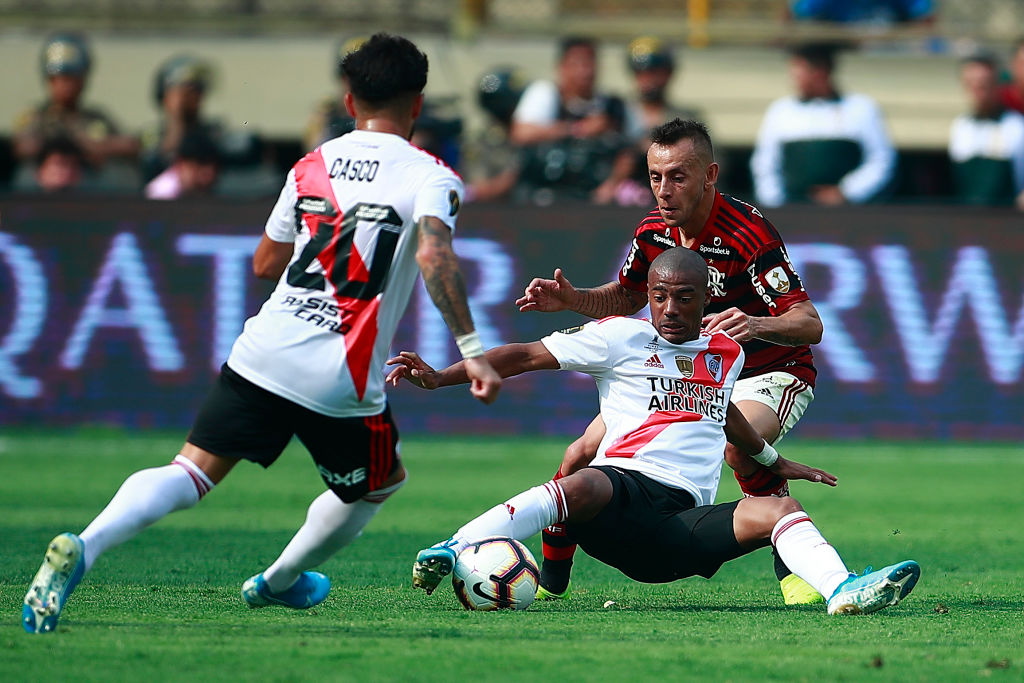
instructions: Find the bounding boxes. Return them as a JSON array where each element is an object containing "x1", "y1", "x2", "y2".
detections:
[
  {"x1": 241, "y1": 572, "x2": 330, "y2": 609},
  {"x1": 22, "y1": 532, "x2": 86, "y2": 634},
  {"x1": 826, "y1": 560, "x2": 920, "y2": 615},
  {"x1": 412, "y1": 539, "x2": 458, "y2": 595}
]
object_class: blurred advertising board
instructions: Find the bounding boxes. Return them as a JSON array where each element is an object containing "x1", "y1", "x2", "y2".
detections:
[{"x1": 1, "y1": 197, "x2": 1021, "y2": 440}]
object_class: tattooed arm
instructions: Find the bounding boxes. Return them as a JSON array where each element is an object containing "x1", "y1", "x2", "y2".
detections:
[
  {"x1": 415, "y1": 215, "x2": 502, "y2": 404},
  {"x1": 516, "y1": 269, "x2": 648, "y2": 318}
]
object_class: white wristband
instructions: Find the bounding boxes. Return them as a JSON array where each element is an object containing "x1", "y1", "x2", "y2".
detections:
[
  {"x1": 752, "y1": 442, "x2": 779, "y2": 467},
  {"x1": 455, "y1": 331, "x2": 485, "y2": 359}
]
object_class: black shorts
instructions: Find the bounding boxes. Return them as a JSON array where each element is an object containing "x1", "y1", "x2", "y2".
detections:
[
  {"x1": 567, "y1": 466, "x2": 744, "y2": 583},
  {"x1": 187, "y1": 364, "x2": 400, "y2": 503}
]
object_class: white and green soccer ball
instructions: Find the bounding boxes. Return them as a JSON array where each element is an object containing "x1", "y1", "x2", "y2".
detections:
[{"x1": 452, "y1": 537, "x2": 539, "y2": 611}]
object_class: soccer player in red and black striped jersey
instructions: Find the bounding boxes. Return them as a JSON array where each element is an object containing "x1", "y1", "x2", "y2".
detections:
[{"x1": 516, "y1": 118, "x2": 825, "y2": 605}]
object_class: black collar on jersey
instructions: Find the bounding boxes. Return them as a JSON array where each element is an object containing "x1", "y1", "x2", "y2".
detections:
[
  {"x1": 798, "y1": 91, "x2": 842, "y2": 104},
  {"x1": 970, "y1": 106, "x2": 1007, "y2": 122}
]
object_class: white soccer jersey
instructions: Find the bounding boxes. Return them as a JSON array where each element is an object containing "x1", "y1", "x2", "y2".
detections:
[
  {"x1": 541, "y1": 317, "x2": 744, "y2": 506},
  {"x1": 228, "y1": 130, "x2": 464, "y2": 417},
  {"x1": 750, "y1": 93, "x2": 896, "y2": 207},
  {"x1": 948, "y1": 110, "x2": 1024, "y2": 191}
]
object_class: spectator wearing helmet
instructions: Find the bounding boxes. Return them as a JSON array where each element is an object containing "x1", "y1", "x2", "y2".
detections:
[
  {"x1": 602, "y1": 36, "x2": 706, "y2": 207},
  {"x1": 303, "y1": 36, "x2": 364, "y2": 151},
  {"x1": 12, "y1": 32, "x2": 139, "y2": 169},
  {"x1": 463, "y1": 66, "x2": 527, "y2": 202},
  {"x1": 140, "y1": 55, "x2": 264, "y2": 185},
  {"x1": 623, "y1": 36, "x2": 702, "y2": 142}
]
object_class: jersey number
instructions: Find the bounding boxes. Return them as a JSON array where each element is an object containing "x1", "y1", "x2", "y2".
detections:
[{"x1": 287, "y1": 202, "x2": 402, "y2": 300}]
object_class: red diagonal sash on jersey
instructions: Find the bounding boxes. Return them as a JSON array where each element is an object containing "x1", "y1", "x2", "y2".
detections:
[
  {"x1": 294, "y1": 150, "x2": 380, "y2": 401},
  {"x1": 604, "y1": 410, "x2": 702, "y2": 458}
]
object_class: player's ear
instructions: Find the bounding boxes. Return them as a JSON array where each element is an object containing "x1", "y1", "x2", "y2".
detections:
[
  {"x1": 410, "y1": 93, "x2": 424, "y2": 120},
  {"x1": 344, "y1": 92, "x2": 357, "y2": 118},
  {"x1": 704, "y1": 162, "x2": 719, "y2": 190}
]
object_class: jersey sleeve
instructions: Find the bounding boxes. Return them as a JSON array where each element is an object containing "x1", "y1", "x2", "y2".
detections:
[
  {"x1": 412, "y1": 169, "x2": 464, "y2": 233},
  {"x1": 512, "y1": 81, "x2": 559, "y2": 125},
  {"x1": 837, "y1": 95, "x2": 896, "y2": 204},
  {"x1": 749, "y1": 99, "x2": 788, "y2": 208},
  {"x1": 540, "y1": 321, "x2": 611, "y2": 374},
  {"x1": 745, "y1": 239, "x2": 810, "y2": 315},
  {"x1": 617, "y1": 222, "x2": 660, "y2": 292},
  {"x1": 264, "y1": 168, "x2": 298, "y2": 243}
]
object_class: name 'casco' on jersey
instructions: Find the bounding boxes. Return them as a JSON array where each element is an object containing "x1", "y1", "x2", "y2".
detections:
[
  {"x1": 618, "y1": 192, "x2": 816, "y2": 386},
  {"x1": 228, "y1": 130, "x2": 464, "y2": 417}
]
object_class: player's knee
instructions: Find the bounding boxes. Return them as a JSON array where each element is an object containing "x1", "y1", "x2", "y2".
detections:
[
  {"x1": 774, "y1": 495, "x2": 804, "y2": 518},
  {"x1": 560, "y1": 469, "x2": 612, "y2": 522},
  {"x1": 737, "y1": 495, "x2": 803, "y2": 540}
]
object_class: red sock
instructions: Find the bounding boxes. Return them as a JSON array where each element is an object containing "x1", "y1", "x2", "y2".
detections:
[
  {"x1": 735, "y1": 466, "x2": 794, "y2": 580},
  {"x1": 734, "y1": 466, "x2": 790, "y2": 498}
]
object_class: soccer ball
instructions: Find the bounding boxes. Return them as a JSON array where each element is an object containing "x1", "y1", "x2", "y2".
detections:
[{"x1": 452, "y1": 537, "x2": 539, "y2": 611}]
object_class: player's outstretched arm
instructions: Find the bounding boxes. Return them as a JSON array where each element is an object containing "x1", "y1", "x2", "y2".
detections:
[
  {"x1": 416, "y1": 215, "x2": 502, "y2": 404},
  {"x1": 516, "y1": 269, "x2": 646, "y2": 318},
  {"x1": 724, "y1": 402, "x2": 836, "y2": 487},
  {"x1": 386, "y1": 342, "x2": 559, "y2": 390},
  {"x1": 702, "y1": 300, "x2": 823, "y2": 346}
]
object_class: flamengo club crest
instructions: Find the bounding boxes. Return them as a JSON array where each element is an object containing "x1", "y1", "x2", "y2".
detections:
[
  {"x1": 674, "y1": 355, "x2": 694, "y2": 378},
  {"x1": 704, "y1": 353, "x2": 723, "y2": 382}
]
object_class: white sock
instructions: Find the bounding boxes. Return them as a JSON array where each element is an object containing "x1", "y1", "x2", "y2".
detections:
[
  {"x1": 263, "y1": 478, "x2": 405, "y2": 593},
  {"x1": 450, "y1": 481, "x2": 567, "y2": 555},
  {"x1": 80, "y1": 455, "x2": 213, "y2": 572},
  {"x1": 771, "y1": 511, "x2": 852, "y2": 599}
]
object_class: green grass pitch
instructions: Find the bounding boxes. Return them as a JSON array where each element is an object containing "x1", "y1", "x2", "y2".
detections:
[{"x1": 1, "y1": 429, "x2": 1021, "y2": 682}]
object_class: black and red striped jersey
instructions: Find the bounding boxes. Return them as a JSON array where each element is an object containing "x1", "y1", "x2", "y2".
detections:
[{"x1": 618, "y1": 191, "x2": 816, "y2": 386}]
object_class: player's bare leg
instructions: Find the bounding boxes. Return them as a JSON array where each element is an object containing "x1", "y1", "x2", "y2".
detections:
[
  {"x1": 538, "y1": 415, "x2": 604, "y2": 599},
  {"x1": 244, "y1": 465, "x2": 407, "y2": 609},
  {"x1": 732, "y1": 496, "x2": 919, "y2": 615},
  {"x1": 23, "y1": 442, "x2": 236, "y2": 633},
  {"x1": 726, "y1": 400, "x2": 822, "y2": 605}
]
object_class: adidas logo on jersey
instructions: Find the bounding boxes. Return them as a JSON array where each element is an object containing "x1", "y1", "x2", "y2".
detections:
[{"x1": 644, "y1": 354, "x2": 664, "y2": 368}]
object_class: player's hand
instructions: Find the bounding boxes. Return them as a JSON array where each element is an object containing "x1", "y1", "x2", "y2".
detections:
[
  {"x1": 769, "y1": 457, "x2": 837, "y2": 487},
  {"x1": 702, "y1": 307, "x2": 756, "y2": 342},
  {"x1": 516, "y1": 268, "x2": 577, "y2": 313},
  {"x1": 385, "y1": 351, "x2": 441, "y2": 390},
  {"x1": 464, "y1": 356, "x2": 502, "y2": 405}
]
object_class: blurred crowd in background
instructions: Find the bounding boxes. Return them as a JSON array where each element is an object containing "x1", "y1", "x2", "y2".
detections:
[{"x1": 6, "y1": 5, "x2": 1024, "y2": 210}]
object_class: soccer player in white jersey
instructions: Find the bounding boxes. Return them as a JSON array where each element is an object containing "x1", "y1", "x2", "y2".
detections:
[
  {"x1": 389, "y1": 248, "x2": 920, "y2": 615},
  {"x1": 21, "y1": 33, "x2": 502, "y2": 634}
]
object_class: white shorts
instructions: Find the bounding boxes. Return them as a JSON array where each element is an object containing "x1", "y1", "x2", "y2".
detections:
[{"x1": 730, "y1": 372, "x2": 814, "y2": 444}]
